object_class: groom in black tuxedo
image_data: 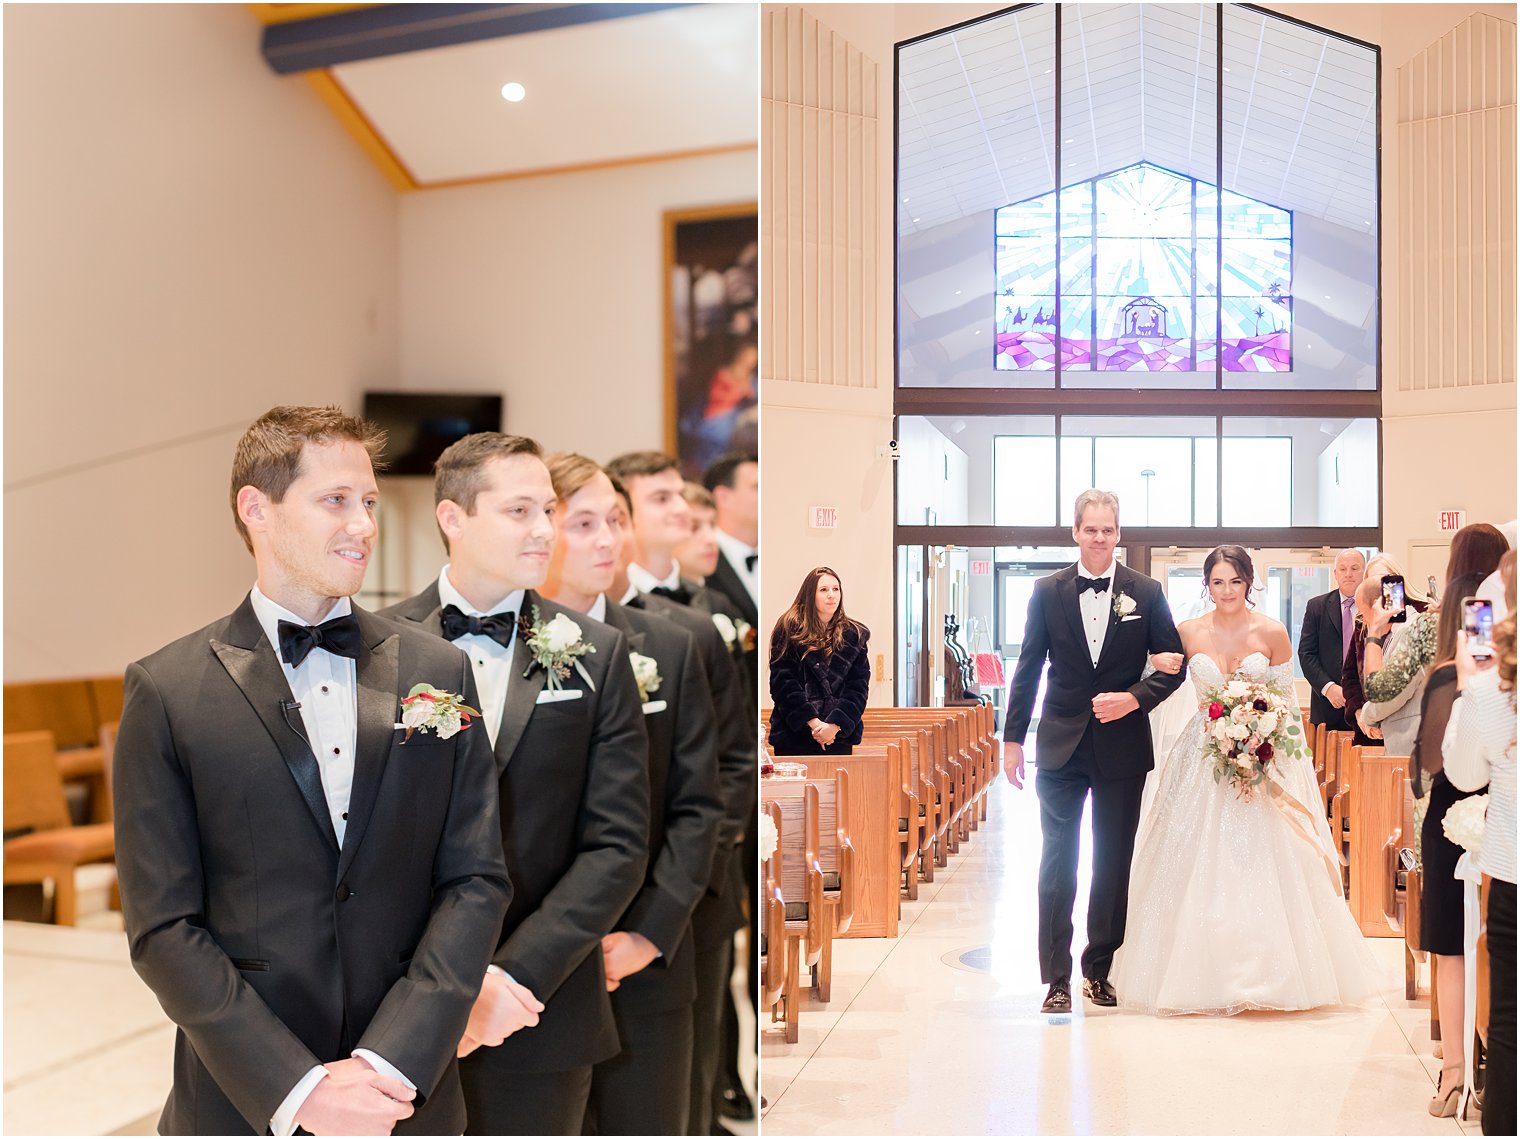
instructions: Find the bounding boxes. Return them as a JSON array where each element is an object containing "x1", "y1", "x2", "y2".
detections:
[
  {"x1": 1002, "y1": 490, "x2": 1185, "y2": 1013},
  {"x1": 114, "y1": 406, "x2": 511, "y2": 1135}
]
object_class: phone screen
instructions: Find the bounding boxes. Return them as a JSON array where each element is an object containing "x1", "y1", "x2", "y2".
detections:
[
  {"x1": 1381, "y1": 575, "x2": 1407, "y2": 623},
  {"x1": 1464, "y1": 598, "x2": 1495, "y2": 658}
]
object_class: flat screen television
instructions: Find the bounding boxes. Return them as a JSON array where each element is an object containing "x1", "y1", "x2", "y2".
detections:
[{"x1": 362, "y1": 392, "x2": 503, "y2": 475}]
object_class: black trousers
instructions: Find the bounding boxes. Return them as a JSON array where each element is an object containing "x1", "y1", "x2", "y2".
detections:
[
  {"x1": 688, "y1": 895, "x2": 737, "y2": 1136},
  {"x1": 587, "y1": 1004, "x2": 693, "y2": 1136},
  {"x1": 461, "y1": 1061, "x2": 593, "y2": 1136},
  {"x1": 1486, "y1": 879, "x2": 1515, "y2": 1137},
  {"x1": 1033, "y1": 725, "x2": 1145, "y2": 985}
]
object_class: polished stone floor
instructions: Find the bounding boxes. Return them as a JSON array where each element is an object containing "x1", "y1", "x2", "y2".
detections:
[
  {"x1": 4, "y1": 866, "x2": 756, "y2": 1136},
  {"x1": 760, "y1": 779, "x2": 1474, "y2": 1136}
]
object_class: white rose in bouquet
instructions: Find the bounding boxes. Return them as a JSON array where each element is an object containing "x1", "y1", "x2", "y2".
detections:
[
  {"x1": 758, "y1": 811, "x2": 779, "y2": 863},
  {"x1": 544, "y1": 613, "x2": 583, "y2": 652},
  {"x1": 1225, "y1": 680, "x2": 1250, "y2": 699},
  {"x1": 1257, "y1": 711, "x2": 1279, "y2": 736},
  {"x1": 1228, "y1": 723, "x2": 1251, "y2": 740},
  {"x1": 1442, "y1": 793, "x2": 1489, "y2": 856}
]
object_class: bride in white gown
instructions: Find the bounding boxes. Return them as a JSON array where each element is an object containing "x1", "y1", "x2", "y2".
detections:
[{"x1": 1111, "y1": 545, "x2": 1376, "y2": 1015}]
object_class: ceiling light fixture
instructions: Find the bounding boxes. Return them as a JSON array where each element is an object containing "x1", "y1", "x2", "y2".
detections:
[{"x1": 500, "y1": 82, "x2": 526, "y2": 103}]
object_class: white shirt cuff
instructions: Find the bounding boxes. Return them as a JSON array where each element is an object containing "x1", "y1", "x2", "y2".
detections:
[
  {"x1": 485, "y1": 964, "x2": 517, "y2": 984},
  {"x1": 353, "y1": 1049, "x2": 415, "y2": 1090},
  {"x1": 271, "y1": 1066, "x2": 328, "y2": 1136},
  {"x1": 1321, "y1": 681, "x2": 1336, "y2": 696}
]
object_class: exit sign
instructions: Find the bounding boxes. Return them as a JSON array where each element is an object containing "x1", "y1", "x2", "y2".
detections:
[
  {"x1": 971, "y1": 560, "x2": 992, "y2": 576},
  {"x1": 810, "y1": 506, "x2": 838, "y2": 529},
  {"x1": 1439, "y1": 510, "x2": 1467, "y2": 532}
]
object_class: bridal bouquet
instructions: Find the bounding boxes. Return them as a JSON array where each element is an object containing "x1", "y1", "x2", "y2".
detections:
[{"x1": 1202, "y1": 678, "x2": 1308, "y2": 798}]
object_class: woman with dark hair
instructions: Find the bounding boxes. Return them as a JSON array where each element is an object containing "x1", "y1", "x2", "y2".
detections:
[
  {"x1": 1408, "y1": 573, "x2": 1489, "y2": 1116},
  {"x1": 767, "y1": 567, "x2": 871, "y2": 756},
  {"x1": 1112, "y1": 545, "x2": 1374, "y2": 1014}
]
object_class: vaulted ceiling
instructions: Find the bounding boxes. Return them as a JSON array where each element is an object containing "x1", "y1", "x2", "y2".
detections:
[{"x1": 898, "y1": 3, "x2": 1378, "y2": 235}]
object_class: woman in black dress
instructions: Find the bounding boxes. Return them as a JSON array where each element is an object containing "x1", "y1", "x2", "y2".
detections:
[
  {"x1": 767, "y1": 567, "x2": 871, "y2": 756},
  {"x1": 1411, "y1": 572, "x2": 1488, "y2": 1116}
]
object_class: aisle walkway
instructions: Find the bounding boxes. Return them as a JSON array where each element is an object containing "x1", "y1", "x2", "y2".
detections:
[{"x1": 761, "y1": 779, "x2": 1472, "y2": 1135}]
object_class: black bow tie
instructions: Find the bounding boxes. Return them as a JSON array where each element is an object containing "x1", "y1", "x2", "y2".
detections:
[
  {"x1": 1078, "y1": 576, "x2": 1111, "y2": 594},
  {"x1": 650, "y1": 584, "x2": 693, "y2": 606},
  {"x1": 625, "y1": 594, "x2": 647, "y2": 611},
  {"x1": 745, "y1": 553, "x2": 758, "y2": 572},
  {"x1": 277, "y1": 614, "x2": 362, "y2": 668},
  {"x1": 439, "y1": 604, "x2": 518, "y2": 649}
]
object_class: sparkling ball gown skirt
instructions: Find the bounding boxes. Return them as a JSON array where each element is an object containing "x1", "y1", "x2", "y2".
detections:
[{"x1": 1111, "y1": 653, "x2": 1377, "y2": 1015}]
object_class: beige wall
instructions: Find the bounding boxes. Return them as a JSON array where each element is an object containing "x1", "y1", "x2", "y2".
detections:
[
  {"x1": 4, "y1": 5, "x2": 401, "y2": 680},
  {"x1": 761, "y1": 2, "x2": 1518, "y2": 707}
]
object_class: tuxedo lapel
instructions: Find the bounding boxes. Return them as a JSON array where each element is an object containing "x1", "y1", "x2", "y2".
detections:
[
  {"x1": 493, "y1": 592, "x2": 549, "y2": 773},
  {"x1": 1327, "y1": 589, "x2": 1344, "y2": 640},
  {"x1": 1094, "y1": 564, "x2": 1131, "y2": 672},
  {"x1": 211, "y1": 598, "x2": 339, "y2": 852},
  {"x1": 1054, "y1": 568, "x2": 1090, "y2": 667},
  {"x1": 337, "y1": 610, "x2": 400, "y2": 880},
  {"x1": 601, "y1": 600, "x2": 646, "y2": 655}
]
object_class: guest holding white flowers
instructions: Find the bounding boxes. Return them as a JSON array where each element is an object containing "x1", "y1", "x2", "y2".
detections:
[
  {"x1": 382, "y1": 433, "x2": 649, "y2": 1135},
  {"x1": 1444, "y1": 550, "x2": 1517, "y2": 1136}
]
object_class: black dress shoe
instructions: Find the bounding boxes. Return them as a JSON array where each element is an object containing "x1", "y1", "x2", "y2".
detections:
[
  {"x1": 1040, "y1": 981, "x2": 1071, "y2": 1013},
  {"x1": 719, "y1": 1084, "x2": 755, "y2": 1122},
  {"x1": 1083, "y1": 977, "x2": 1117, "y2": 1007}
]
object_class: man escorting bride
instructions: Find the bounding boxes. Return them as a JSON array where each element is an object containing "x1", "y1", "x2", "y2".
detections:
[{"x1": 1003, "y1": 490, "x2": 1373, "y2": 1017}]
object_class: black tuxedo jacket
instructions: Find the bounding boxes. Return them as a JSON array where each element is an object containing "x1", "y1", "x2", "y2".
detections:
[
  {"x1": 1299, "y1": 586, "x2": 1355, "y2": 728},
  {"x1": 601, "y1": 598, "x2": 724, "y2": 1011},
  {"x1": 114, "y1": 597, "x2": 511, "y2": 1135},
  {"x1": 382, "y1": 585, "x2": 649, "y2": 1073},
  {"x1": 707, "y1": 546, "x2": 758, "y2": 626},
  {"x1": 1001, "y1": 564, "x2": 1185, "y2": 779},
  {"x1": 634, "y1": 591, "x2": 756, "y2": 938}
]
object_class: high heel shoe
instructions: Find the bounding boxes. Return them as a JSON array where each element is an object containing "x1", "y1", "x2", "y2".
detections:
[{"x1": 1428, "y1": 1079, "x2": 1462, "y2": 1118}]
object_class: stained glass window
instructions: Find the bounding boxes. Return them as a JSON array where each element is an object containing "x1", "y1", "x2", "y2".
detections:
[{"x1": 995, "y1": 163, "x2": 1292, "y2": 373}]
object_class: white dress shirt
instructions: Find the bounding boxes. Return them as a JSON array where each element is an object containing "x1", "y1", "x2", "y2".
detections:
[
  {"x1": 627, "y1": 560, "x2": 684, "y2": 595},
  {"x1": 438, "y1": 567, "x2": 524, "y2": 749},
  {"x1": 714, "y1": 529, "x2": 758, "y2": 605},
  {"x1": 1075, "y1": 559, "x2": 1117, "y2": 666},
  {"x1": 587, "y1": 593, "x2": 609, "y2": 623},
  {"x1": 248, "y1": 587, "x2": 414, "y2": 1135}
]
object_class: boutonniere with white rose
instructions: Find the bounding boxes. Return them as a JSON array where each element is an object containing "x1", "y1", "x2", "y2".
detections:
[
  {"x1": 520, "y1": 606, "x2": 597, "y2": 691},
  {"x1": 711, "y1": 612, "x2": 739, "y2": 653},
  {"x1": 629, "y1": 651, "x2": 662, "y2": 703},
  {"x1": 1113, "y1": 592, "x2": 1138, "y2": 618},
  {"x1": 398, "y1": 683, "x2": 480, "y2": 742}
]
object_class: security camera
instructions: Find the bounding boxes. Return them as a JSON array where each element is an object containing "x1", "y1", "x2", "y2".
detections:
[{"x1": 878, "y1": 440, "x2": 901, "y2": 460}]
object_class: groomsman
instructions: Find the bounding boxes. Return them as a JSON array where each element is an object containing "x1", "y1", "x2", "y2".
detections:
[
  {"x1": 605, "y1": 453, "x2": 757, "y2": 1136},
  {"x1": 1298, "y1": 548, "x2": 1366, "y2": 736},
  {"x1": 542, "y1": 452, "x2": 724, "y2": 1135},
  {"x1": 382, "y1": 433, "x2": 649, "y2": 1135},
  {"x1": 702, "y1": 452, "x2": 759, "y2": 628},
  {"x1": 114, "y1": 406, "x2": 511, "y2": 1135}
]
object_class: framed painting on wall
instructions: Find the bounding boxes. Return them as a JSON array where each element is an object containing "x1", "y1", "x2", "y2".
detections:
[{"x1": 664, "y1": 202, "x2": 758, "y2": 480}]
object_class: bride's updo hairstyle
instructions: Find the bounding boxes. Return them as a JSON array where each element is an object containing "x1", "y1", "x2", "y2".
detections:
[{"x1": 1202, "y1": 544, "x2": 1257, "y2": 607}]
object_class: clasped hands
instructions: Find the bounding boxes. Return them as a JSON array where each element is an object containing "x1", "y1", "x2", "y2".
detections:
[
  {"x1": 295, "y1": 1056, "x2": 415, "y2": 1136},
  {"x1": 602, "y1": 930, "x2": 660, "y2": 991},
  {"x1": 456, "y1": 971, "x2": 545, "y2": 1058},
  {"x1": 808, "y1": 717, "x2": 840, "y2": 749},
  {"x1": 1002, "y1": 688, "x2": 1144, "y2": 790}
]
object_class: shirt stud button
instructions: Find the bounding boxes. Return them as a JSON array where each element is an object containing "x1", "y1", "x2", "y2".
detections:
[{"x1": 332, "y1": 747, "x2": 340, "y2": 755}]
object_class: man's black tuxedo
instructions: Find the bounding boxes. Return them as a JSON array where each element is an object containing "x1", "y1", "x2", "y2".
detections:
[
  {"x1": 589, "y1": 598, "x2": 725, "y2": 1134},
  {"x1": 1002, "y1": 562, "x2": 1185, "y2": 986},
  {"x1": 382, "y1": 585, "x2": 649, "y2": 1132},
  {"x1": 1002, "y1": 563, "x2": 1185, "y2": 777},
  {"x1": 1298, "y1": 586, "x2": 1356, "y2": 731},
  {"x1": 114, "y1": 598, "x2": 511, "y2": 1136},
  {"x1": 706, "y1": 546, "x2": 758, "y2": 626}
]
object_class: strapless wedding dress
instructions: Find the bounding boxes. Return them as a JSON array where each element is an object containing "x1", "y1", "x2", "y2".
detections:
[{"x1": 1111, "y1": 653, "x2": 1377, "y2": 1014}]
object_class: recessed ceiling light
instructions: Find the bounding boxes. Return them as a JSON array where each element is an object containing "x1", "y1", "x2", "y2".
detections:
[
  {"x1": 954, "y1": 290, "x2": 962, "y2": 295},
  {"x1": 913, "y1": 217, "x2": 921, "y2": 223},
  {"x1": 903, "y1": 197, "x2": 910, "y2": 203},
  {"x1": 1280, "y1": 69, "x2": 1293, "y2": 77},
  {"x1": 500, "y1": 82, "x2": 526, "y2": 103},
  {"x1": 1223, "y1": 66, "x2": 1232, "y2": 73},
  {"x1": 1324, "y1": 294, "x2": 1331, "y2": 299}
]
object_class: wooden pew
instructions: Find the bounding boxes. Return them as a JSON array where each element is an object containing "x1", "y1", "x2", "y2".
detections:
[
  {"x1": 858, "y1": 723, "x2": 944, "y2": 881},
  {"x1": 4, "y1": 676, "x2": 125, "y2": 823},
  {"x1": 763, "y1": 779, "x2": 823, "y2": 1043},
  {"x1": 862, "y1": 713, "x2": 966, "y2": 859},
  {"x1": 759, "y1": 801, "x2": 789, "y2": 1035},
  {"x1": 1348, "y1": 743, "x2": 1408, "y2": 937},
  {"x1": 766, "y1": 772, "x2": 856, "y2": 1000}
]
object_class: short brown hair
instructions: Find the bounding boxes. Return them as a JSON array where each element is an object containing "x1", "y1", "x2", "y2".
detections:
[
  {"x1": 605, "y1": 451, "x2": 679, "y2": 485},
  {"x1": 434, "y1": 433, "x2": 544, "y2": 513},
  {"x1": 545, "y1": 452, "x2": 606, "y2": 503},
  {"x1": 230, "y1": 405, "x2": 386, "y2": 554},
  {"x1": 682, "y1": 481, "x2": 716, "y2": 512}
]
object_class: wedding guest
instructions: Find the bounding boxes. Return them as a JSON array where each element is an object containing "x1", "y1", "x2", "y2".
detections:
[
  {"x1": 1299, "y1": 548, "x2": 1367, "y2": 737},
  {"x1": 382, "y1": 433, "x2": 649, "y2": 1136},
  {"x1": 1405, "y1": 573, "x2": 1487, "y2": 1116},
  {"x1": 768, "y1": 567, "x2": 872, "y2": 756},
  {"x1": 542, "y1": 452, "x2": 724, "y2": 1136},
  {"x1": 1475, "y1": 521, "x2": 1516, "y2": 619},
  {"x1": 1445, "y1": 550, "x2": 1517, "y2": 1135},
  {"x1": 606, "y1": 452, "x2": 756, "y2": 1137},
  {"x1": 114, "y1": 406, "x2": 511, "y2": 1135},
  {"x1": 1350, "y1": 554, "x2": 1431, "y2": 748}
]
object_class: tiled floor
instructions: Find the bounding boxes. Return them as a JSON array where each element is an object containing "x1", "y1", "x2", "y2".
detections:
[
  {"x1": 4, "y1": 866, "x2": 757, "y2": 1136},
  {"x1": 761, "y1": 779, "x2": 1475, "y2": 1136}
]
